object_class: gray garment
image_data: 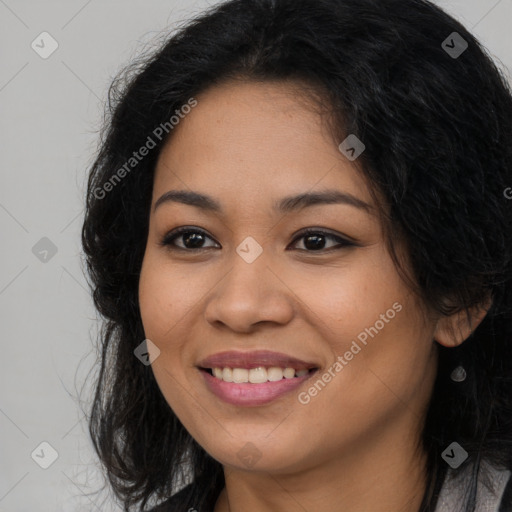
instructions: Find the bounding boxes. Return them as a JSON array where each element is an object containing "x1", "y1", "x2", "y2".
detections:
[
  {"x1": 435, "y1": 459, "x2": 511, "y2": 512},
  {"x1": 149, "y1": 458, "x2": 512, "y2": 512}
]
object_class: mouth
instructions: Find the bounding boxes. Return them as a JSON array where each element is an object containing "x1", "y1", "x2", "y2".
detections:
[
  {"x1": 196, "y1": 350, "x2": 320, "y2": 406},
  {"x1": 199, "y1": 366, "x2": 318, "y2": 383}
]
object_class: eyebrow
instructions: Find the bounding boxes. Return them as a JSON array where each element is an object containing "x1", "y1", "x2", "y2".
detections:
[{"x1": 153, "y1": 189, "x2": 374, "y2": 214}]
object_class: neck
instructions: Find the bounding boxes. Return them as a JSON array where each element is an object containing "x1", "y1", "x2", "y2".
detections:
[{"x1": 214, "y1": 417, "x2": 429, "y2": 512}]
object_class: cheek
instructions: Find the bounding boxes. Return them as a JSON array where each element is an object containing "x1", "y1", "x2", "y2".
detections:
[
  {"x1": 138, "y1": 253, "x2": 207, "y2": 387},
  {"x1": 287, "y1": 251, "x2": 408, "y2": 352},
  {"x1": 138, "y1": 266, "x2": 168, "y2": 341},
  {"x1": 139, "y1": 254, "x2": 202, "y2": 341},
  {"x1": 319, "y1": 300, "x2": 435, "y2": 430},
  {"x1": 138, "y1": 256, "x2": 199, "y2": 420},
  {"x1": 298, "y1": 254, "x2": 434, "y2": 416}
]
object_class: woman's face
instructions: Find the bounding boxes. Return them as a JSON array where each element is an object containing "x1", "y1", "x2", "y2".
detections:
[{"x1": 139, "y1": 79, "x2": 439, "y2": 475}]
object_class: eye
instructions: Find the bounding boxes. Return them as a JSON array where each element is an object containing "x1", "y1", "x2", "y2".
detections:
[
  {"x1": 288, "y1": 228, "x2": 355, "y2": 252},
  {"x1": 160, "y1": 226, "x2": 219, "y2": 251},
  {"x1": 160, "y1": 226, "x2": 355, "y2": 252}
]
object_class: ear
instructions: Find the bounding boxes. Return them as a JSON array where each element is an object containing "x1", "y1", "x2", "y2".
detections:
[{"x1": 434, "y1": 293, "x2": 493, "y2": 348}]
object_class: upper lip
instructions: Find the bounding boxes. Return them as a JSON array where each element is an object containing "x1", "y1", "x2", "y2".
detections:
[{"x1": 198, "y1": 350, "x2": 319, "y2": 371}]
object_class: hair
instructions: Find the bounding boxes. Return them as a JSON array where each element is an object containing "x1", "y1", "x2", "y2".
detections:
[{"x1": 81, "y1": 0, "x2": 512, "y2": 510}]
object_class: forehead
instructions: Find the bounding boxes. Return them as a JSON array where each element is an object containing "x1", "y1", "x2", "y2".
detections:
[{"x1": 152, "y1": 80, "x2": 373, "y2": 212}]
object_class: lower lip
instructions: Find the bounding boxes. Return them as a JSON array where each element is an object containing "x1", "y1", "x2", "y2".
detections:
[{"x1": 199, "y1": 369, "x2": 317, "y2": 406}]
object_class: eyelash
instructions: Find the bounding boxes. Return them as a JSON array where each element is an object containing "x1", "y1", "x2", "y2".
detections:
[{"x1": 159, "y1": 226, "x2": 355, "y2": 253}]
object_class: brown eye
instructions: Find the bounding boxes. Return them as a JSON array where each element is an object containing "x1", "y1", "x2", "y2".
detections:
[
  {"x1": 160, "y1": 226, "x2": 355, "y2": 253},
  {"x1": 289, "y1": 229, "x2": 355, "y2": 252},
  {"x1": 161, "y1": 227, "x2": 219, "y2": 250}
]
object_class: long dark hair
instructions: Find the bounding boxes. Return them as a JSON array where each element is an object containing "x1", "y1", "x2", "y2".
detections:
[{"x1": 81, "y1": 0, "x2": 512, "y2": 510}]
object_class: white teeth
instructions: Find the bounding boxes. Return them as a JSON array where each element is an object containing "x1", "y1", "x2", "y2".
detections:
[
  {"x1": 222, "y1": 368, "x2": 233, "y2": 382},
  {"x1": 210, "y1": 366, "x2": 312, "y2": 383},
  {"x1": 249, "y1": 367, "x2": 267, "y2": 384},
  {"x1": 232, "y1": 368, "x2": 248, "y2": 383},
  {"x1": 267, "y1": 367, "x2": 284, "y2": 381},
  {"x1": 283, "y1": 367, "x2": 295, "y2": 379}
]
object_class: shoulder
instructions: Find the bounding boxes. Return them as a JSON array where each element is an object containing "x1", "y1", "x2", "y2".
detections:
[
  {"x1": 146, "y1": 482, "x2": 198, "y2": 512},
  {"x1": 147, "y1": 475, "x2": 218, "y2": 512},
  {"x1": 435, "y1": 458, "x2": 512, "y2": 512},
  {"x1": 500, "y1": 471, "x2": 512, "y2": 512}
]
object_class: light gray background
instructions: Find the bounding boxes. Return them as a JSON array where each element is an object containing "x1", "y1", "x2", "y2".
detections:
[{"x1": 1, "y1": 1, "x2": 511, "y2": 510}]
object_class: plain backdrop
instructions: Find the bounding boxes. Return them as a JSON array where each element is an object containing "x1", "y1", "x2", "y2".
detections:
[{"x1": 1, "y1": 1, "x2": 511, "y2": 510}]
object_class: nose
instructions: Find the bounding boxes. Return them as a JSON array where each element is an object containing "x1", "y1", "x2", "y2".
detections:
[{"x1": 203, "y1": 249, "x2": 295, "y2": 333}]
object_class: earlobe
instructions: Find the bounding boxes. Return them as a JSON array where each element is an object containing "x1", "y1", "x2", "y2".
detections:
[{"x1": 434, "y1": 293, "x2": 492, "y2": 348}]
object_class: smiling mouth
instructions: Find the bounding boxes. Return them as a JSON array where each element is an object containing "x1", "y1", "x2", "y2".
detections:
[{"x1": 200, "y1": 366, "x2": 318, "y2": 383}]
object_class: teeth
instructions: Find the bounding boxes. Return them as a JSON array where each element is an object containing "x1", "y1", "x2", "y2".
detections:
[
  {"x1": 249, "y1": 367, "x2": 267, "y2": 383},
  {"x1": 210, "y1": 366, "x2": 312, "y2": 383},
  {"x1": 233, "y1": 368, "x2": 249, "y2": 383},
  {"x1": 222, "y1": 368, "x2": 233, "y2": 382},
  {"x1": 267, "y1": 367, "x2": 284, "y2": 381},
  {"x1": 283, "y1": 367, "x2": 295, "y2": 379}
]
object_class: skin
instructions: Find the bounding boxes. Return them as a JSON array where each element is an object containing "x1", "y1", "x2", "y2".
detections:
[{"x1": 138, "y1": 79, "x2": 489, "y2": 512}]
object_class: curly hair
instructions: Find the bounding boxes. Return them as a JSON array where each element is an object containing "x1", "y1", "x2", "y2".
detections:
[{"x1": 81, "y1": 0, "x2": 512, "y2": 510}]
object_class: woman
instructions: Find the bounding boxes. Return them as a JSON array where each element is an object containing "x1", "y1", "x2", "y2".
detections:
[{"x1": 81, "y1": 0, "x2": 512, "y2": 510}]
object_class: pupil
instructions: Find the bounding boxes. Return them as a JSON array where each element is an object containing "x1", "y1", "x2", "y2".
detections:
[
  {"x1": 304, "y1": 234, "x2": 325, "y2": 250},
  {"x1": 184, "y1": 232, "x2": 204, "y2": 248}
]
